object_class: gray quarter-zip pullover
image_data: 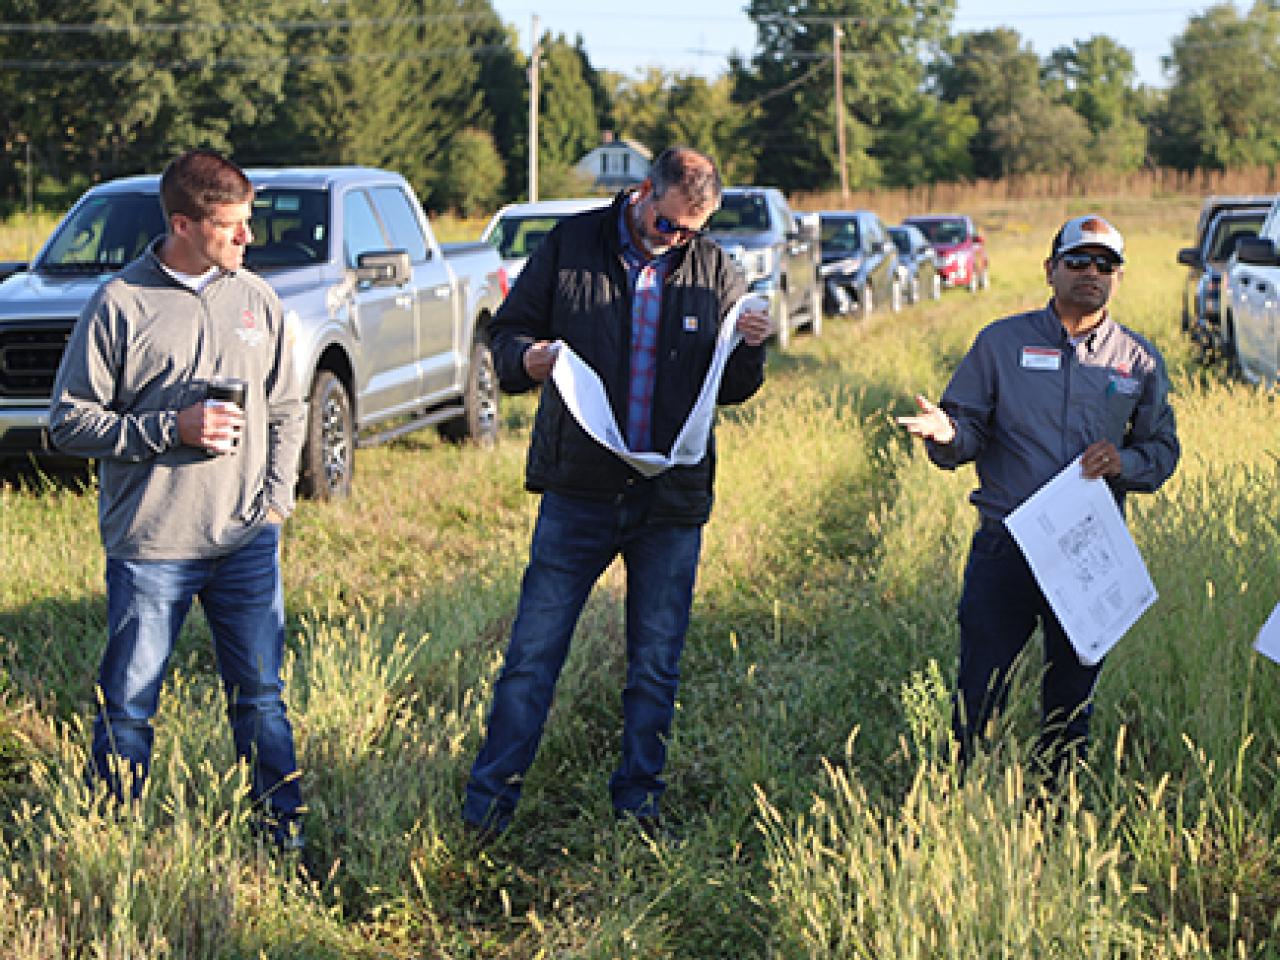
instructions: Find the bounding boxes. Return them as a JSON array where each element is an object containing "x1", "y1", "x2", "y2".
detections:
[
  {"x1": 49, "y1": 243, "x2": 305, "y2": 560},
  {"x1": 926, "y1": 302, "x2": 1179, "y2": 521}
]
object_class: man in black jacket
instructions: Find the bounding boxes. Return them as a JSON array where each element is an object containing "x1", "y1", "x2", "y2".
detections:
[{"x1": 463, "y1": 147, "x2": 771, "y2": 838}]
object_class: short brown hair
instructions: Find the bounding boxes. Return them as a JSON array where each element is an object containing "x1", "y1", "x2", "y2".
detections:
[
  {"x1": 159, "y1": 149, "x2": 253, "y2": 224},
  {"x1": 649, "y1": 146, "x2": 722, "y2": 210}
]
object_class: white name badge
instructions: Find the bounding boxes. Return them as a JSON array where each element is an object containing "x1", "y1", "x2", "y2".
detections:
[{"x1": 1021, "y1": 346, "x2": 1061, "y2": 371}]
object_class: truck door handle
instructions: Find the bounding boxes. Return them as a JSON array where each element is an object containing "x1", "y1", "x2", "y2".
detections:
[
  {"x1": 395, "y1": 294, "x2": 413, "y2": 309},
  {"x1": 431, "y1": 285, "x2": 451, "y2": 299}
]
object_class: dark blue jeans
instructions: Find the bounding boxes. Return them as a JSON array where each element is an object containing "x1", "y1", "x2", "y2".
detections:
[
  {"x1": 464, "y1": 489, "x2": 703, "y2": 832},
  {"x1": 954, "y1": 522, "x2": 1103, "y2": 780},
  {"x1": 92, "y1": 524, "x2": 303, "y2": 837}
]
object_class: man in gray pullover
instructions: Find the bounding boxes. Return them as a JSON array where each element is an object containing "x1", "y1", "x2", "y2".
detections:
[
  {"x1": 49, "y1": 149, "x2": 307, "y2": 848},
  {"x1": 898, "y1": 214, "x2": 1180, "y2": 784}
]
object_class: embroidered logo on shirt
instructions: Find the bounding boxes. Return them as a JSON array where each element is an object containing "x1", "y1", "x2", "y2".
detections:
[
  {"x1": 683, "y1": 315, "x2": 698, "y2": 332},
  {"x1": 236, "y1": 308, "x2": 266, "y2": 347}
]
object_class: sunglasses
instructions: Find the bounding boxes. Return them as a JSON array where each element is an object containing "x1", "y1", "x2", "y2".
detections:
[
  {"x1": 1059, "y1": 252, "x2": 1120, "y2": 274},
  {"x1": 653, "y1": 213, "x2": 705, "y2": 240}
]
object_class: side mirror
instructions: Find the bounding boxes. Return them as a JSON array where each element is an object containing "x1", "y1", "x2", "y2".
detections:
[
  {"x1": 1176, "y1": 247, "x2": 1202, "y2": 268},
  {"x1": 355, "y1": 249, "x2": 411, "y2": 285},
  {"x1": 1235, "y1": 236, "x2": 1280, "y2": 267}
]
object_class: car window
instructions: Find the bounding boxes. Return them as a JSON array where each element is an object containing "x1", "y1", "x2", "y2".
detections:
[
  {"x1": 707, "y1": 193, "x2": 771, "y2": 233},
  {"x1": 820, "y1": 218, "x2": 860, "y2": 253},
  {"x1": 244, "y1": 188, "x2": 329, "y2": 269},
  {"x1": 1208, "y1": 215, "x2": 1267, "y2": 261},
  {"x1": 370, "y1": 186, "x2": 429, "y2": 262},
  {"x1": 343, "y1": 190, "x2": 389, "y2": 269},
  {"x1": 487, "y1": 215, "x2": 569, "y2": 259},
  {"x1": 888, "y1": 228, "x2": 911, "y2": 254},
  {"x1": 40, "y1": 193, "x2": 167, "y2": 271},
  {"x1": 908, "y1": 218, "x2": 967, "y2": 245}
]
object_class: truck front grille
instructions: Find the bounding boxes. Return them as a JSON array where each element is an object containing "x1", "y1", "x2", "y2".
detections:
[{"x1": 0, "y1": 321, "x2": 76, "y2": 399}]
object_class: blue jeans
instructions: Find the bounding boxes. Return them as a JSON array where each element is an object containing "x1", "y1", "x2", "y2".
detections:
[
  {"x1": 92, "y1": 524, "x2": 303, "y2": 835},
  {"x1": 954, "y1": 522, "x2": 1103, "y2": 780},
  {"x1": 464, "y1": 489, "x2": 703, "y2": 832}
]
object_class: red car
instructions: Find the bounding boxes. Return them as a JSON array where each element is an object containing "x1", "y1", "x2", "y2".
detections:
[{"x1": 902, "y1": 214, "x2": 989, "y2": 292}]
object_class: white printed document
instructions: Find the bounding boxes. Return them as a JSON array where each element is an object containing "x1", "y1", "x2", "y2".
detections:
[
  {"x1": 1003, "y1": 456, "x2": 1158, "y2": 666},
  {"x1": 550, "y1": 294, "x2": 758, "y2": 478},
  {"x1": 1253, "y1": 602, "x2": 1280, "y2": 665}
]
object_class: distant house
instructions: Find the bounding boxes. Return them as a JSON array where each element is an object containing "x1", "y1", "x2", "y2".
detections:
[{"x1": 575, "y1": 133, "x2": 651, "y2": 190}]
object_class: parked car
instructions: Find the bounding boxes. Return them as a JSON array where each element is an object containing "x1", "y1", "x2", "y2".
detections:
[
  {"x1": 888, "y1": 224, "x2": 942, "y2": 304},
  {"x1": 0, "y1": 167, "x2": 507, "y2": 497},
  {"x1": 1172, "y1": 193, "x2": 1274, "y2": 332},
  {"x1": 704, "y1": 186, "x2": 822, "y2": 349},
  {"x1": 902, "y1": 213, "x2": 988, "y2": 292},
  {"x1": 1176, "y1": 205, "x2": 1268, "y2": 364},
  {"x1": 480, "y1": 196, "x2": 610, "y2": 282},
  {"x1": 1221, "y1": 195, "x2": 1280, "y2": 384},
  {"x1": 817, "y1": 210, "x2": 900, "y2": 317}
]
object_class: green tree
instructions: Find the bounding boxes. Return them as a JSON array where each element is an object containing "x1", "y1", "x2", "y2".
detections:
[
  {"x1": 535, "y1": 32, "x2": 601, "y2": 195},
  {"x1": 258, "y1": 0, "x2": 487, "y2": 205},
  {"x1": 1044, "y1": 35, "x2": 1147, "y2": 171},
  {"x1": 933, "y1": 27, "x2": 1042, "y2": 178},
  {"x1": 735, "y1": 0, "x2": 956, "y2": 193},
  {"x1": 435, "y1": 128, "x2": 505, "y2": 216},
  {"x1": 1153, "y1": 1, "x2": 1280, "y2": 170},
  {"x1": 987, "y1": 92, "x2": 1092, "y2": 175},
  {"x1": 874, "y1": 96, "x2": 978, "y2": 186}
]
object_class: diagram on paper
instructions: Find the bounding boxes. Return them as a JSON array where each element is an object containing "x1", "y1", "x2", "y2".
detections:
[{"x1": 1056, "y1": 510, "x2": 1117, "y2": 589}]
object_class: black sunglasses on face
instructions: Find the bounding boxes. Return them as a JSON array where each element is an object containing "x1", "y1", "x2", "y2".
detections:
[
  {"x1": 653, "y1": 213, "x2": 705, "y2": 239},
  {"x1": 1059, "y1": 252, "x2": 1120, "y2": 274}
]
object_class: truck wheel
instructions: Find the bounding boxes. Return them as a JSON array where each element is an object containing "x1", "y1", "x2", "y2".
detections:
[
  {"x1": 440, "y1": 340, "x2": 500, "y2": 447},
  {"x1": 298, "y1": 369, "x2": 354, "y2": 500}
]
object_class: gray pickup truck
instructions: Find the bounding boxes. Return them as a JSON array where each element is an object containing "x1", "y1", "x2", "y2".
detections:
[{"x1": 0, "y1": 166, "x2": 507, "y2": 497}]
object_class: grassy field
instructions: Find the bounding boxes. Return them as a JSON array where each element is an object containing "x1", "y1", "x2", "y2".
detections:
[{"x1": 2, "y1": 196, "x2": 1280, "y2": 958}]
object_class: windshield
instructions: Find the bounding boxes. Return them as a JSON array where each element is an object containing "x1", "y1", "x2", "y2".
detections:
[
  {"x1": 908, "y1": 218, "x2": 967, "y2": 245},
  {"x1": 820, "y1": 217, "x2": 861, "y2": 254},
  {"x1": 38, "y1": 188, "x2": 329, "y2": 273},
  {"x1": 41, "y1": 193, "x2": 166, "y2": 272},
  {"x1": 888, "y1": 227, "x2": 912, "y2": 254},
  {"x1": 485, "y1": 215, "x2": 569, "y2": 259},
  {"x1": 706, "y1": 193, "x2": 771, "y2": 233}
]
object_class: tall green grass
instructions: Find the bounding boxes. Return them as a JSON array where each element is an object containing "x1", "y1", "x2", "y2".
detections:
[{"x1": 2, "y1": 204, "x2": 1279, "y2": 956}]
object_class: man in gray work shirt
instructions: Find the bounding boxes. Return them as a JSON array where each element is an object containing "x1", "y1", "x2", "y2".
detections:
[
  {"x1": 898, "y1": 214, "x2": 1179, "y2": 782},
  {"x1": 49, "y1": 149, "x2": 307, "y2": 848}
]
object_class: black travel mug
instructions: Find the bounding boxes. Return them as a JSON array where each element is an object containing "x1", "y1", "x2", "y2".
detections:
[{"x1": 205, "y1": 377, "x2": 247, "y2": 454}]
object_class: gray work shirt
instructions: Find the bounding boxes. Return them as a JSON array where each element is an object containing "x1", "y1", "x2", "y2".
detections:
[{"x1": 926, "y1": 302, "x2": 1180, "y2": 521}]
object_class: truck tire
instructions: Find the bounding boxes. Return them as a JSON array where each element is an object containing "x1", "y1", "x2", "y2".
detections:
[
  {"x1": 298, "y1": 369, "x2": 354, "y2": 500},
  {"x1": 440, "y1": 339, "x2": 500, "y2": 447}
]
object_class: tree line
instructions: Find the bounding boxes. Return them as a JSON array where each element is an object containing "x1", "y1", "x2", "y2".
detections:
[{"x1": 1, "y1": 0, "x2": 1277, "y2": 216}]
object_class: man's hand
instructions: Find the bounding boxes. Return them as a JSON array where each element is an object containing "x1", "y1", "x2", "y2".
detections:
[
  {"x1": 737, "y1": 305, "x2": 772, "y2": 347},
  {"x1": 523, "y1": 341, "x2": 560, "y2": 382},
  {"x1": 1081, "y1": 439, "x2": 1123, "y2": 479},
  {"x1": 896, "y1": 394, "x2": 956, "y2": 444},
  {"x1": 265, "y1": 507, "x2": 285, "y2": 525},
  {"x1": 177, "y1": 400, "x2": 244, "y2": 453}
]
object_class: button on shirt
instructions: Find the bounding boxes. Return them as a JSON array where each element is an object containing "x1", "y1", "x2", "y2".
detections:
[{"x1": 619, "y1": 203, "x2": 673, "y2": 452}]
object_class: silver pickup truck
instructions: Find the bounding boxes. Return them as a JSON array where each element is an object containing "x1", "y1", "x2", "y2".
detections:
[{"x1": 0, "y1": 166, "x2": 507, "y2": 497}]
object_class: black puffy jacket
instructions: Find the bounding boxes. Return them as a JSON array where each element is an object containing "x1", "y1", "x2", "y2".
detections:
[{"x1": 490, "y1": 191, "x2": 765, "y2": 525}]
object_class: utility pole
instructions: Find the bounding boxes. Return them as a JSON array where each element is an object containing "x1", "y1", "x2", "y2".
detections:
[
  {"x1": 528, "y1": 14, "x2": 541, "y2": 203},
  {"x1": 833, "y1": 23, "x2": 848, "y2": 203}
]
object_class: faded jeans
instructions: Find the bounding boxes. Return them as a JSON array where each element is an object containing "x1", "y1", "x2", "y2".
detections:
[
  {"x1": 92, "y1": 524, "x2": 303, "y2": 837},
  {"x1": 464, "y1": 489, "x2": 703, "y2": 832}
]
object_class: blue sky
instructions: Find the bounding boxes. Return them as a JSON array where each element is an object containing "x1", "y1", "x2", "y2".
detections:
[{"x1": 489, "y1": 1, "x2": 1236, "y2": 88}]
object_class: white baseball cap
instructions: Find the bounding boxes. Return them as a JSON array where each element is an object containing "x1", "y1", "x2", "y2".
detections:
[{"x1": 1052, "y1": 214, "x2": 1125, "y2": 263}]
